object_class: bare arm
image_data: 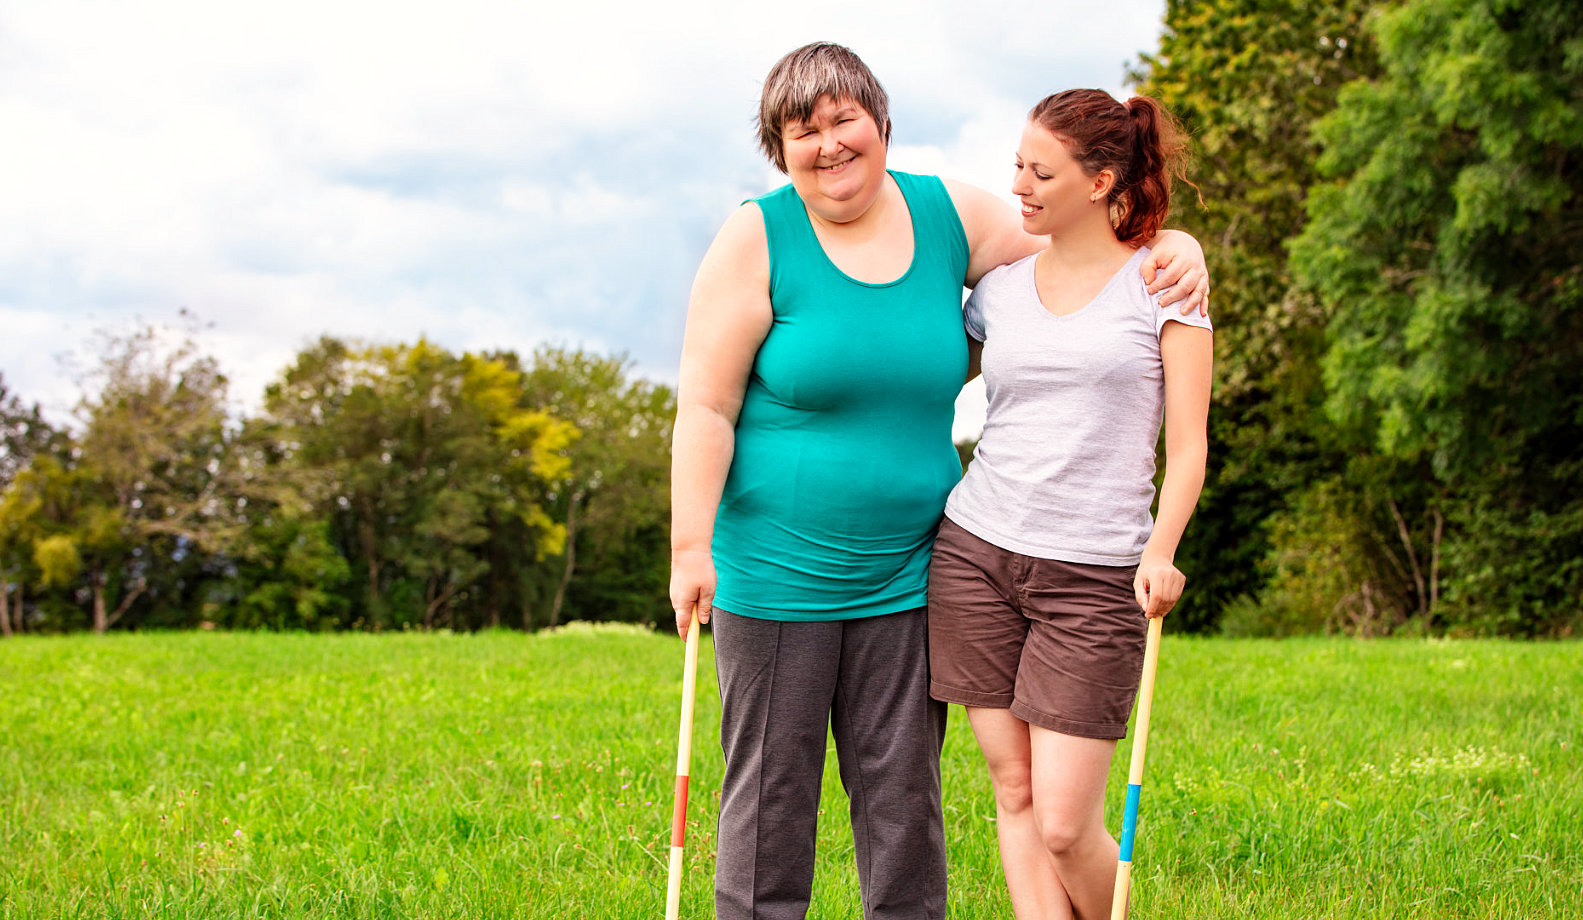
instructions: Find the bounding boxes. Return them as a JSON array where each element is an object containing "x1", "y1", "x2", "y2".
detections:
[
  {"x1": 669, "y1": 204, "x2": 773, "y2": 636},
  {"x1": 1134, "y1": 322, "x2": 1213, "y2": 617},
  {"x1": 943, "y1": 178, "x2": 1043, "y2": 287}
]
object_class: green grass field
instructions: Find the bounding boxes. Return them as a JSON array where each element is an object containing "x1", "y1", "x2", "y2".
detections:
[{"x1": 1, "y1": 627, "x2": 1578, "y2": 919}]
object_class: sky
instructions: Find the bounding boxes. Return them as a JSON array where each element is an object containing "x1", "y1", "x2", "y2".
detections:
[{"x1": 0, "y1": 0, "x2": 1168, "y2": 439}]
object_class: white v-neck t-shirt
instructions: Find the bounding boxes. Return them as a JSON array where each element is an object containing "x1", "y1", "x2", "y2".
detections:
[{"x1": 945, "y1": 247, "x2": 1213, "y2": 565}]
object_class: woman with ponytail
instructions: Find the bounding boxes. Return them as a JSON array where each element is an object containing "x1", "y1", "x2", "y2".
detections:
[{"x1": 926, "y1": 89, "x2": 1213, "y2": 919}]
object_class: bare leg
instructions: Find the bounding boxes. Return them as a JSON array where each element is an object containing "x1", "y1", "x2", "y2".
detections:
[
  {"x1": 1028, "y1": 727, "x2": 1120, "y2": 920},
  {"x1": 964, "y1": 706, "x2": 1073, "y2": 920}
]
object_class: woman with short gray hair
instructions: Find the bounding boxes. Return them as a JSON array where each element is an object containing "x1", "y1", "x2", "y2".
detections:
[{"x1": 669, "y1": 42, "x2": 1208, "y2": 920}]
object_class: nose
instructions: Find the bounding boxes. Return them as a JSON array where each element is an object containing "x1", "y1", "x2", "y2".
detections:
[
  {"x1": 819, "y1": 130, "x2": 844, "y2": 160},
  {"x1": 1011, "y1": 166, "x2": 1032, "y2": 197}
]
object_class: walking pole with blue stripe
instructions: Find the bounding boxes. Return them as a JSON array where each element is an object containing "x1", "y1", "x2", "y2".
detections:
[{"x1": 1112, "y1": 614, "x2": 1164, "y2": 920}]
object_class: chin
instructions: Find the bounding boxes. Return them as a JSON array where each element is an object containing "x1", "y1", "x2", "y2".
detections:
[{"x1": 824, "y1": 164, "x2": 870, "y2": 188}]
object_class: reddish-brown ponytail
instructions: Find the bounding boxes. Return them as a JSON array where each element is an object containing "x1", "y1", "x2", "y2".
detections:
[{"x1": 1028, "y1": 89, "x2": 1191, "y2": 246}]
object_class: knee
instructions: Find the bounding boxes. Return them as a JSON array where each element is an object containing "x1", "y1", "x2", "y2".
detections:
[
  {"x1": 987, "y1": 763, "x2": 1035, "y2": 815},
  {"x1": 1035, "y1": 815, "x2": 1085, "y2": 858}
]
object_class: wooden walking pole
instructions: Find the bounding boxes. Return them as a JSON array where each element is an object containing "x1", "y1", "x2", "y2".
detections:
[
  {"x1": 665, "y1": 611, "x2": 702, "y2": 920},
  {"x1": 1112, "y1": 615, "x2": 1164, "y2": 920}
]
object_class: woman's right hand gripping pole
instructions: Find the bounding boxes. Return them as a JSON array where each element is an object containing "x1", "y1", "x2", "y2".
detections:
[{"x1": 670, "y1": 550, "x2": 716, "y2": 638}]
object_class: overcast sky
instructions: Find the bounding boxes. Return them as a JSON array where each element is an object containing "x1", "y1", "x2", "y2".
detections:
[{"x1": 0, "y1": 0, "x2": 1167, "y2": 437}]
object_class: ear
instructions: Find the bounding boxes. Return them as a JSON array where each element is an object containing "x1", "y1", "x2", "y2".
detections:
[{"x1": 1090, "y1": 168, "x2": 1117, "y2": 202}]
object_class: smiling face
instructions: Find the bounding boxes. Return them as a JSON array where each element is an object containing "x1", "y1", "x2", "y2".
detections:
[
  {"x1": 1012, "y1": 120, "x2": 1115, "y2": 237},
  {"x1": 781, "y1": 95, "x2": 888, "y2": 223}
]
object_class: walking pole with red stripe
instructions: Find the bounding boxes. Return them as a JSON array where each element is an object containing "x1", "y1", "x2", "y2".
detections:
[
  {"x1": 1111, "y1": 614, "x2": 1164, "y2": 920},
  {"x1": 665, "y1": 610, "x2": 702, "y2": 920}
]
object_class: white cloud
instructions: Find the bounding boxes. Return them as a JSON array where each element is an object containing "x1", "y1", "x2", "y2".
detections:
[{"x1": 0, "y1": 0, "x2": 1168, "y2": 440}]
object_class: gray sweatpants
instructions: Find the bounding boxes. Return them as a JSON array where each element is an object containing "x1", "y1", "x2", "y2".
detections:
[{"x1": 711, "y1": 607, "x2": 948, "y2": 920}]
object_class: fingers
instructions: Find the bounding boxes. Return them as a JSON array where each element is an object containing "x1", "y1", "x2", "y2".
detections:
[
  {"x1": 1140, "y1": 251, "x2": 1161, "y2": 285},
  {"x1": 1174, "y1": 269, "x2": 1210, "y2": 316},
  {"x1": 1158, "y1": 266, "x2": 1205, "y2": 314},
  {"x1": 1145, "y1": 254, "x2": 1190, "y2": 298},
  {"x1": 670, "y1": 595, "x2": 713, "y2": 638},
  {"x1": 1136, "y1": 565, "x2": 1184, "y2": 618},
  {"x1": 1193, "y1": 276, "x2": 1211, "y2": 318},
  {"x1": 669, "y1": 553, "x2": 715, "y2": 637},
  {"x1": 1145, "y1": 580, "x2": 1165, "y2": 618},
  {"x1": 1152, "y1": 573, "x2": 1183, "y2": 618},
  {"x1": 1172, "y1": 269, "x2": 1210, "y2": 316}
]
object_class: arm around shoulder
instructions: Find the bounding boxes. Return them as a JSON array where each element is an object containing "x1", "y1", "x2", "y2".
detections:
[
  {"x1": 943, "y1": 178, "x2": 1044, "y2": 288},
  {"x1": 1141, "y1": 228, "x2": 1211, "y2": 316}
]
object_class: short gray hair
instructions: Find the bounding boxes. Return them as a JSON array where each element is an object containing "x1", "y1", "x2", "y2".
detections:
[{"x1": 757, "y1": 42, "x2": 892, "y2": 174}]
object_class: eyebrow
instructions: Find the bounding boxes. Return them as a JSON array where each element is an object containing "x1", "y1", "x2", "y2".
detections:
[{"x1": 784, "y1": 104, "x2": 862, "y2": 134}]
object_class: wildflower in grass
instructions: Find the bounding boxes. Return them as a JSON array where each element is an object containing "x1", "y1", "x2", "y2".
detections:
[{"x1": 1388, "y1": 746, "x2": 1532, "y2": 780}]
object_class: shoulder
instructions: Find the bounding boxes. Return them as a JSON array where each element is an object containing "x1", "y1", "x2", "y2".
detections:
[
  {"x1": 750, "y1": 181, "x2": 798, "y2": 208},
  {"x1": 709, "y1": 202, "x2": 768, "y2": 256},
  {"x1": 1130, "y1": 246, "x2": 1214, "y2": 333},
  {"x1": 696, "y1": 202, "x2": 769, "y2": 286},
  {"x1": 965, "y1": 254, "x2": 1035, "y2": 329},
  {"x1": 941, "y1": 178, "x2": 1006, "y2": 231},
  {"x1": 978, "y1": 253, "x2": 1036, "y2": 293}
]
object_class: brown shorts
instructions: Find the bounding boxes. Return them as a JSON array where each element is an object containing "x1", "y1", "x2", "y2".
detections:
[{"x1": 927, "y1": 517, "x2": 1148, "y2": 740}]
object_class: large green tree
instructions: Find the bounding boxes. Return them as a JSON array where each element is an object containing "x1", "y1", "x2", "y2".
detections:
[
  {"x1": 261, "y1": 338, "x2": 574, "y2": 630},
  {"x1": 517, "y1": 346, "x2": 674, "y2": 628},
  {"x1": 69, "y1": 327, "x2": 239, "y2": 632},
  {"x1": 1132, "y1": 0, "x2": 1383, "y2": 631},
  {"x1": 1291, "y1": 0, "x2": 1583, "y2": 634}
]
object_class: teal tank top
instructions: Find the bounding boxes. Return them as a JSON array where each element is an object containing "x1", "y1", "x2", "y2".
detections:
[{"x1": 712, "y1": 170, "x2": 970, "y2": 621}]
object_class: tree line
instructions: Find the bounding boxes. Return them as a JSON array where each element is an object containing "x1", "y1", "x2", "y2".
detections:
[
  {"x1": 0, "y1": 333, "x2": 673, "y2": 635},
  {"x1": 1130, "y1": 0, "x2": 1580, "y2": 636},
  {"x1": 3, "y1": 0, "x2": 1578, "y2": 638}
]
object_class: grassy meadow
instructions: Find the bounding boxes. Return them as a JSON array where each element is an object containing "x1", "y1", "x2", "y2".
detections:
[{"x1": 0, "y1": 627, "x2": 1578, "y2": 919}]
